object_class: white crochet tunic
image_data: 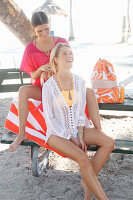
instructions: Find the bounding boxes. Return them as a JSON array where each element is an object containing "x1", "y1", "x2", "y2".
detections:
[{"x1": 42, "y1": 74, "x2": 87, "y2": 143}]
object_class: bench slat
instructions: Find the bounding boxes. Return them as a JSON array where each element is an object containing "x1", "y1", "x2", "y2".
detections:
[
  {"x1": 1, "y1": 132, "x2": 39, "y2": 146},
  {"x1": 87, "y1": 140, "x2": 133, "y2": 154},
  {"x1": 1, "y1": 133, "x2": 133, "y2": 154},
  {"x1": 0, "y1": 83, "x2": 31, "y2": 93},
  {"x1": 0, "y1": 68, "x2": 31, "y2": 92},
  {"x1": 98, "y1": 98, "x2": 133, "y2": 111},
  {"x1": 0, "y1": 68, "x2": 21, "y2": 72},
  {"x1": 0, "y1": 72, "x2": 30, "y2": 80}
]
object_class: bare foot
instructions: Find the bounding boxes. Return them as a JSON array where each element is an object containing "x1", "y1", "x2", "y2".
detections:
[
  {"x1": 81, "y1": 180, "x2": 93, "y2": 200},
  {"x1": 8, "y1": 134, "x2": 27, "y2": 152}
]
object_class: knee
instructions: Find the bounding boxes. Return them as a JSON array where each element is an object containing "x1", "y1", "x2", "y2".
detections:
[
  {"x1": 18, "y1": 86, "x2": 30, "y2": 99},
  {"x1": 106, "y1": 137, "x2": 115, "y2": 151},
  {"x1": 77, "y1": 152, "x2": 91, "y2": 169}
]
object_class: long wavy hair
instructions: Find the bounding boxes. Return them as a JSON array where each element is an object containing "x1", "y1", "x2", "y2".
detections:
[{"x1": 40, "y1": 43, "x2": 71, "y2": 86}]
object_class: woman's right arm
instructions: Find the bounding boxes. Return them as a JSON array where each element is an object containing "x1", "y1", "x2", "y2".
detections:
[
  {"x1": 31, "y1": 63, "x2": 50, "y2": 80},
  {"x1": 20, "y1": 44, "x2": 50, "y2": 80}
]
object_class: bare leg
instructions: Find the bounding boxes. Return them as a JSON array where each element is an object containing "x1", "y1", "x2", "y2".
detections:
[
  {"x1": 84, "y1": 128, "x2": 115, "y2": 175},
  {"x1": 86, "y1": 88, "x2": 102, "y2": 130},
  {"x1": 9, "y1": 85, "x2": 41, "y2": 152},
  {"x1": 47, "y1": 135, "x2": 109, "y2": 200},
  {"x1": 83, "y1": 88, "x2": 102, "y2": 199},
  {"x1": 80, "y1": 179, "x2": 93, "y2": 200},
  {"x1": 81, "y1": 128, "x2": 115, "y2": 199}
]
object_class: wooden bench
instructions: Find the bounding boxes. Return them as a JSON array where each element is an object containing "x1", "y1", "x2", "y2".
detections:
[
  {"x1": 0, "y1": 68, "x2": 133, "y2": 176},
  {"x1": 1, "y1": 131, "x2": 133, "y2": 177},
  {"x1": 99, "y1": 98, "x2": 133, "y2": 111},
  {"x1": 0, "y1": 68, "x2": 31, "y2": 93}
]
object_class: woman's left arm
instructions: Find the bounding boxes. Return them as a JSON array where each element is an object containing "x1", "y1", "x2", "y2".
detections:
[
  {"x1": 86, "y1": 88, "x2": 102, "y2": 130},
  {"x1": 77, "y1": 79, "x2": 87, "y2": 152},
  {"x1": 77, "y1": 79, "x2": 86, "y2": 127}
]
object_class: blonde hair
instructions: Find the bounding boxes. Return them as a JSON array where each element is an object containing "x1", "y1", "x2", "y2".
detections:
[{"x1": 40, "y1": 43, "x2": 71, "y2": 85}]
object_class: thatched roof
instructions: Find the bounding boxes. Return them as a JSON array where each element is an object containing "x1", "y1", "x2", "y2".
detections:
[{"x1": 34, "y1": 0, "x2": 67, "y2": 17}]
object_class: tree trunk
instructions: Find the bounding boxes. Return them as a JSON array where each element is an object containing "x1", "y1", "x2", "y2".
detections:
[{"x1": 0, "y1": 0, "x2": 36, "y2": 46}]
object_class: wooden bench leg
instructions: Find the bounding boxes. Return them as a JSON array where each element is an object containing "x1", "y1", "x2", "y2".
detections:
[{"x1": 31, "y1": 146, "x2": 51, "y2": 177}]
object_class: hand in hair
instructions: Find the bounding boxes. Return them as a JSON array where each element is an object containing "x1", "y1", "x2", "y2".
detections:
[
  {"x1": 31, "y1": 63, "x2": 51, "y2": 82},
  {"x1": 40, "y1": 63, "x2": 54, "y2": 86},
  {"x1": 39, "y1": 63, "x2": 51, "y2": 73}
]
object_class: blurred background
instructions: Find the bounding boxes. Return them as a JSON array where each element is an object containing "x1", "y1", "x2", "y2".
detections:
[{"x1": 0, "y1": 0, "x2": 133, "y2": 89}]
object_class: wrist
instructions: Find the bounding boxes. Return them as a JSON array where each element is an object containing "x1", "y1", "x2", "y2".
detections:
[
  {"x1": 77, "y1": 130, "x2": 84, "y2": 135},
  {"x1": 77, "y1": 132, "x2": 84, "y2": 140},
  {"x1": 38, "y1": 66, "x2": 43, "y2": 73}
]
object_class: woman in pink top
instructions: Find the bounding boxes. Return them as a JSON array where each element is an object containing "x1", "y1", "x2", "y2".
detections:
[
  {"x1": 8, "y1": 12, "x2": 69, "y2": 152},
  {"x1": 20, "y1": 35, "x2": 68, "y2": 88},
  {"x1": 8, "y1": 12, "x2": 101, "y2": 154}
]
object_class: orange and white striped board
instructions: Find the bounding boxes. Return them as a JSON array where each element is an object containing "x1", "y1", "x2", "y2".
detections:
[{"x1": 5, "y1": 99, "x2": 90, "y2": 157}]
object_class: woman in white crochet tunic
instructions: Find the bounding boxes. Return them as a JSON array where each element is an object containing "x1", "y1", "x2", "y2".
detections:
[{"x1": 41, "y1": 43, "x2": 115, "y2": 200}]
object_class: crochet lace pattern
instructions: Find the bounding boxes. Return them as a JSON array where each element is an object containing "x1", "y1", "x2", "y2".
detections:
[{"x1": 48, "y1": 74, "x2": 85, "y2": 138}]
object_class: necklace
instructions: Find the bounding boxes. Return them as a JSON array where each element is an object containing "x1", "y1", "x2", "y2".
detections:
[
  {"x1": 57, "y1": 73, "x2": 74, "y2": 104},
  {"x1": 43, "y1": 37, "x2": 55, "y2": 56},
  {"x1": 35, "y1": 37, "x2": 54, "y2": 56},
  {"x1": 44, "y1": 50, "x2": 50, "y2": 56},
  {"x1": 57, "y1": 73, "x2": 73, "y2": 91}
]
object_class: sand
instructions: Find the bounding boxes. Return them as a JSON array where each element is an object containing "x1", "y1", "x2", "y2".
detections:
[{"x1": 0, "y1": 93, "x2": 133, "y2": 200}]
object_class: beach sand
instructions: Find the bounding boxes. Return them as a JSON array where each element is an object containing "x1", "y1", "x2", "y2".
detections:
[{"x1": 0, "y1": 94, "x2": 133, "y2": 200}]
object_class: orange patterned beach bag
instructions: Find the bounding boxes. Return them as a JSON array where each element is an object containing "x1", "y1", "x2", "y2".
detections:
[{"x1": 91, "y1": 58, "x2": 123, "y2": 103}]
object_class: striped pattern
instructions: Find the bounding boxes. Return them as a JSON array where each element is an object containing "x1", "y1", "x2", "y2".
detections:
[
  {"x1": 5, "y1": 99, "x2": 90, "y2": 157},
  {"x1": 5, "y1": 99, "x2": 66, "y2": 157}
]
